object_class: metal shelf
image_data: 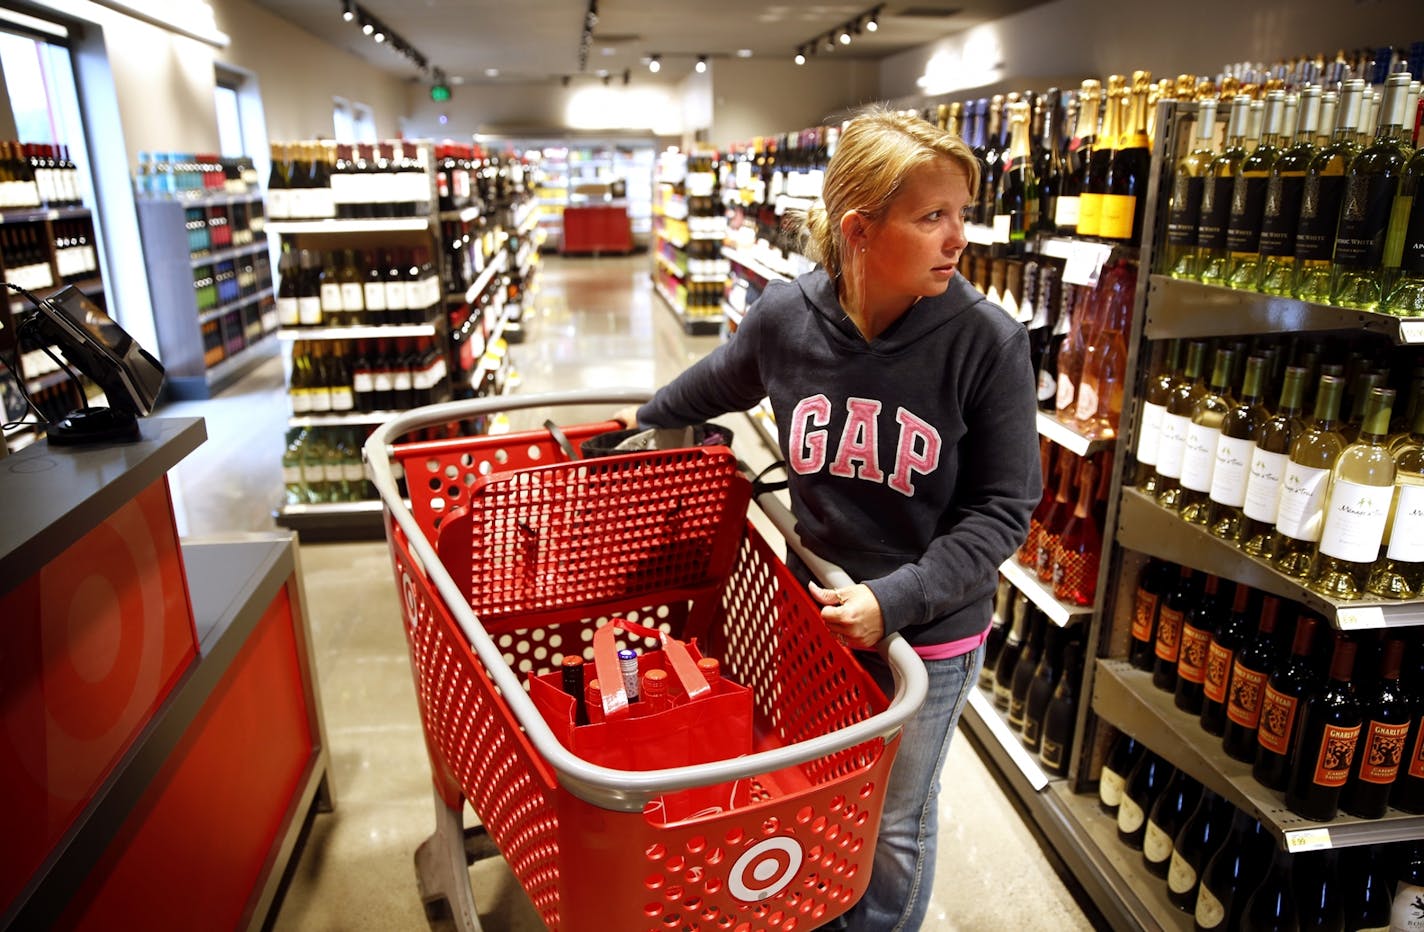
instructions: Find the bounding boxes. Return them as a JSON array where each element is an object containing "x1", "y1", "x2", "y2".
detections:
[
  {"x1": 288, "y1": 407, "x2": 446, "y2": 428},
  {"x1": 1037, "y1": 410, "x2": 1115, "y2": 457},
  {"x1": 1117, "y1": 487, "x2": 1424, "y2": 629},
  {"x1": 0, "y1": 205, "x2": 92, "y2": 224},
  {"x1": 965, "y1": 687, "x2": 1054, "y2": 791},
  {"x1": 1144, "y1": 275, "x2": 1424, "y2": 344},
  {"x1": 197, "y1": 286, "x2": 275, "y2": 325},
  {"x1": 453, "y1": 250, "x2": 508, "y2": 305},
  {"x1": 722, "y1": 245, "x2": 794, "y2": 284},
  {"x1": 188, "y1": 238, "x2": 269, "y2": 269},
  {"x1": 1092, "y1": 659, "x2": 1424, "y2": 852},
  {"x1": 999, "y1": 558, "x2": 1094, "y2": 627},
  {"x1": 267, "y1": 217, "x2": 430, "y2": 234},
  {"x1": 273, "y1": 498, "x2": 388, "y2": 540},
  {"x1": 276, "y1": 319, "x2": 439, "y2": 341},
  {"x1": 652, "y1": 281, "x2": 721, "y2": 335}
]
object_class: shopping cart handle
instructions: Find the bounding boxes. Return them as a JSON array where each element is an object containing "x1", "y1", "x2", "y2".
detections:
[{"x1": 366, "y1": 390, "x2": 929, "y2": 813}]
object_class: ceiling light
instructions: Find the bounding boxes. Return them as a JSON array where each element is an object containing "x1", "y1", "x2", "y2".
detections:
[
  {"x1": 737, "y1": 49, "x2": 753, "y2": 58},
  {"x1": 649, "y1": 54, "x2": 661, "y2": 73},
  {"x1": 794, "y1": 49, "x2": 806, "y2": 65},
  {"x1": 695, "y1": 55, "x2": 707, "y2": 74},
  {"x1": 839, "y1": 28, "x2": 851, "y2": 45},
  {"x1": 341, "y1": 0, "x2": 355, "y2": 23},
  {"x1": 866, "y1": 7, "x2": 879, "y2": 31},
  {"x1": 485, "y1": 67, "x2": 499, "y2": 77},
  {"x1": 373, "y1": 30, "x2": 385, "y2": 43},
  {"x1": 361, "y1": 21, "x2": 373, "y2": 35}
]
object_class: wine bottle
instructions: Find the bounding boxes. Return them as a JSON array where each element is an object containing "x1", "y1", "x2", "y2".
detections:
[
  {"x1": 1258, "y1": 86, "x2": 1324, "y2": 295},
  {"x1": 1223, "y1": 595, "x2": 1284, "y2": 762},
  {"x1": 1370, "y1": 388, "x2": 1424, "y2": 599},
  {"x1": 1169, "y1": 788, "x2": 1232, "y2": 913},
  {"x1": 978, "y1": 94, "x2": 1006, "y2": 230},
  {"x1": 1144, "y1": 768, "x2": 1201, "y2": 879},
  {"x1": 982, "y1": 576, "x2": 1014, "y2": 689},
  {"x1": 1158, "y1": 340, "x2": 1211, "y2": 511},
  {"x1": 1056, "y1": 79, "x2": 1100, "y2": 236},
  {"x1": 1038, "y1": 641, "x2": 1080, "y2": 777},
  {"x1": 1101, "y1": 70, "x2": 1153, "y2": 244},
  {"x1": 1154, "y1": 564, "x2": 1197, "y2": 692},
  {"x1": 993, "y1": 594, "x2": 1031, "y2": 709},
  {"x1": 1226, "y1": 90, "x2": 1288, "y2": 289},
  {"x1": 1165, "y1": 98, "x2": 1221, "y2": 279},
  {"x1": 1180, "y1": 347, "x2": 1238, "y2": 524},
  {"x1": 1201, "y1": 582, "x2": 1254, "y2": 736},
  {"x1": 1309, "y1": 387, "x2": 1397, "y2": 598},
  {"x1": 1137, "y1": 340, "x2": 1184, "y2": 495},
  {"x1": 1382, "y1": 137, "x2": 1424, "y2": 316},
  {"x1": 1022, "y1": 623, "x2": 1064, "y2": 752},
  {"x1": 1293, "y1": 79, "x2": 1367, "y2": 302},
  {"x1": 1386, "y1": 842, "x2": 1424, "y2": 932},
  {"x1": 1037, "y1": 87, "x2": 1065, "y2": 233},
  {"x1": 1175, "y1": 574, "x2": 1223, "y2": 715},
  {"x1": 1241, "y1": 844, "x2": 1298, "y2": 932},
  {"x1": 1099, "y1": 730, "x2": 1144, "y2": 815},
  {"x1": 1293, "y1": 847, "x2": 1346, "y2": 932},
  {"x1": 1054, "y1": 285, "x2": 1094, "y2": 420},
  {"x1": 1073, "y1": 260, "x2": 1136, "y2": 438},
  {"x1": 1394, "y1": 660, "x2": 1424, "y2": 813},
  {"x1": 1130, "y1": 557, "x2": 1175, "y2": 671},
  {"x1": 1053, "y1": 457, "x2": 1101, "y2": 606},
  {"x1": 275, "y1": 244, "x2": 300, "y2": 328},
  {"x1": 993, "y1": 99, "x2": 1039, "y2": 248},
  {"x1": 1038, "y1": 452, "x2": 1080, "y2": 582},
  {"x1": 1020, "y1": 439, "x2": 1057, "y2": 567},
  {"x1": 1198, "y1": 95, "x2": 1254, "y2": 286},
  {"x1": 1008, "y1": 609, "x2": 1047, "y2": 729},
  {"x1": 1341, "y1": 637, "x2": 1410, "y2": 819},
  {"x1": 1241, "y1": 365, "x2": 1310, "y2": 557},
  {"x1": 1118, "y1": 748, "x2": 1173, "y2": 850},
  {"x1": 1080, "y1": 75, "x2": 1124, "y2": 240},
  {"x1": 1341, "y1": 843, "x2": 1395, "y2": 931},
  {"x1": 1330, "y1": 72, "x2": 1414, "y2": 310},
  {"x1": 1285, "y1": 633, "x2": 1362, "y2": 822},
  {"x1": 1274, "y1": 375, "x2": 1348, "y2": 578},
  {"x1": 1194, "y1": 808, "x2": 1271, "y2": 932},
  {"x1": 1038, "y1": 276, "x2": 1072, "y2": 411},
  {"x1": 1209, "y1": 355, "x2": 1271, "y2": 540},
  {"x1": 1253, "y1": 614, "x2": 1322, "y2": 791}
]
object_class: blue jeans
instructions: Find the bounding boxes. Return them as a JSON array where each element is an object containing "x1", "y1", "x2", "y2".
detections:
[{"x1": 836, "y1": 643, "x2": 985, "y2": 932}]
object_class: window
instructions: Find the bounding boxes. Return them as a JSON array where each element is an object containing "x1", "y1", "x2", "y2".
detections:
[
  {"x1": 214, "y1": 83, "x2": 243, "y2": 158},
  {"x1": 333, "y1": 96, "x2": 377, "y2": 143},
  {"x1": 0, "y1": 26, "x2": 84, "y2": 150}
]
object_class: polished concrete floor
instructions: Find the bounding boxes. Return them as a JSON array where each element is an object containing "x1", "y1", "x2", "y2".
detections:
[{"x1": 158, "y1": 254, "x2": 1094, "y2": 931}]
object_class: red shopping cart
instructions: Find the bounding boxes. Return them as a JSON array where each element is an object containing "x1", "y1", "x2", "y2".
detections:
[{"x1": 366, "y1": 391, "x2": 927, "y2": 932}]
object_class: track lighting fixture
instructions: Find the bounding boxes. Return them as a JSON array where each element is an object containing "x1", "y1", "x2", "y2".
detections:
[
  {"x1": 340, "y1": 3, "x2": 442, "y2": 81},
  {"x1": 794, "y1": 48, "x2": 806, "y2": 66},
  {"x1": 839, "y1": 28, "x2": 851, "y2": 45},
  {"x1": 649, "y1": 54, "x2": 661, "y2": 73},
  {"x1": 865, "y1": 8, "x2": 879, "y2": 31},
  {"x1": 695, "y1": 55, "x2": 707, "y2": 74},
  {"x1": 794, "y1": 5, "x2": 882, "y2": 63},
  {"x1": 341, "y1": 0, "x2": 355, "y2": 22}
]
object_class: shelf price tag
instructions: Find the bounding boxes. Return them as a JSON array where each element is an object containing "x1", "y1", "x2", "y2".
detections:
[
  {"x1": 1062, "y1": 242, "x2": 1114, "y2": 287},
  {"x1": 1336, "y1": 606, "x2": 1385, "y2": 630},
  {"x1": 1284, "y1": 828, "x2": 1332, "y2": 853},
  {"x1": 1400, "y1": 321, "x2": 1424, "y2": 343}
]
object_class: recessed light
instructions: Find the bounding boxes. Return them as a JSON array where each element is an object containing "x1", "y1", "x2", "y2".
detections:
[
  {"x1": 484, "y1": 67, "x2": 499, "y2": 77},
  {"x1": 736, "y1": 48, "x2": 753, "y2": 58}
]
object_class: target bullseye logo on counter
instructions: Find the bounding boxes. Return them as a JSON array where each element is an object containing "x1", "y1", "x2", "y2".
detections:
[{"x1": 728, "y1": 836, "x2": 804, "y2": 902}]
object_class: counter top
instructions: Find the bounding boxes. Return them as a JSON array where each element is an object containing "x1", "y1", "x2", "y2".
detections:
[{"x1": 0, "y1": 417, "x2": 206, "y2": 595}]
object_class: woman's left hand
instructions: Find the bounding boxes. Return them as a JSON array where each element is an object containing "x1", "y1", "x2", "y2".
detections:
[{"x1": 809, "y1": 581, "x2": 885, "y2": 649}]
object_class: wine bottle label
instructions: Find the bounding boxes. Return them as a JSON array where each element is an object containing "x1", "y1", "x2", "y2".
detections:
[
  {"x1": 1309, "y1": 722, "x2": 1363, "y2": 788},
  {"x1": 289, "y1": 389, "x2": 310, "y2": 414},
  {"x1": 1054, "y1": 194, "x2": 1080, "y2": 230},
  {"x1": 309, "y1": 388, "x2": 331, "y2": 413},
  {"x1": 1130, "y1": 589, "x2": 1159, "y2": 644},
  {"x1": 1294, "y1": 175, "x2": 1348, "y2": 262},
  {"x1": 302, "y1": 461, "x2": 322, "y2": 484},
  {"x1": 321, "y1": 283, "x2": 343, "y2": 311},
  {"x1": 1356, "y1": 719, "x2": 1410, "y2": 784},
  {"x1": 1333, "y1": 171, "x2": 1399, "y2": 270},
  {"x1": 298, "y1": 296, "x2": 322, "y2": 326},
  {"x1": 364, "y1": 281, "x2": 387, "y2": 312},
  {"x1": 1052, "y1": 546, "x2": 1095, "y2": 604},
  {"x1": 1098, "y1": 193, "x2": 1136, "y2": 240},
  {"x1": 323, "y1": 462, "x2": 343, "y2": 482},
  {"x1": 1116, "y1": 794, "x2": 1145, "y2": 834},
  {"x1": 282, "y1": 465, "x2": 303, "y2": 484},
  {"x1": 330, "y1": 386, "x2": 354, "y2": 411},
  {"x1": 1400, "y1": 192, "x2": 1424, "y2": 275},
  {"x1": 1099, "y1": 767, "x2": 1127, "y2": 807},
  {"x1": 1136, "y1": 401, "x2": 1165, "y2": 465},
  {"x1": 341, "y1": 283, "x2": 364, "y2": 312},
  {"x1": 1037, "y1": 369, "x2": 1057, "y2": 404},
  {"x1": 1389, "y1": 882, "x2": 1424, "y2": 932},
  {"x1": 1203, "y1": 641, "x2": 1234, "y2": 704},
  {"x1": 1209, "y1": 435, "x2": 1254, "y2": 507},
  {"x1": 1180, "y1": 423, "x2": 1222, "y2": 492},
  {"x1": 384, "y1": 280, "x2": 408, "y2": 310},
  {"x1": 1077, "y1": 192, "x2": 1103, "y2": 237},
  {"x1": 1155, "y1": 606, "x2": 1184, "y2": 662},
  {"x1": 991, "y1": 213, "x2": 1011, "y2": 244},
  {"x1": 1178, "y1": 624, "x2": 1211, "y2": 684},
  {"x1": 1409, "y1": 717, "x2": 1424, "y2": 781},
  {"x1": 277, "y1": 296, "x2": 300, "y2": 327},
  {"x1": 1008, "y1": 697, "x2": 1026, "y2": 727},
  {"x1": 1196, "y1": 882, "x2": 1227, "y2": 927},
  {"x1": 1156, "y1": 413, "x2": 1191, "y2": 479},
  {"x1": 1196, "y1": 177, "x2": 1233, "y2": 250},
  {"x1": 1257, "y1": 685, "x2": 1301, "y2": 755},
  {"x1": 1243, "y1": 448, "x2": 1289, "y2": 522},
  {"x1": 1040, "y1": 737, "x2": 1064, "y2": 769},
  {"x1": 1258, "y1": 174, "x2": 1307, "y2": 257},
  {"x1": 1074, "y1": 381, "x2": 1100, "y2": 422},
  {"x1": 1387, "y1": 484, "x2": 1424, "y2": 562},
  {"x1": 373, "y1": 371, "x2": 393, "y2": 393},
  {"x1": 393, "y1": 370, "x2": 413, "y2": 391},
  {"x1": 1166, "y1": 175, "x2": 1205, "y2": 247},
  {"x1": 1225, "y1": 175, "x2": 1270, "y2": 253},
  {"x1": 1143, "y1": 820, "x2": 1174, "y2": 864},
  {"x1": 343, "y1": 461, "x2": 363, "y2": 483},
  {"x1": 267, "y1": 189, "x2": 290, "y2": 220},
  {"x1": 1226, "y1": 662, "x2": 1269, "y2": 728},
  {"x1": 1055, "y1": 371, "x2": 1075, "y2": 412},
  {"x1": 1167, "y1": 850, "x2": 1197, "y2": 894},
  {"x1": 1318, "y1": 477, "x2": 1391, "y2": 563},
  {"x1": 352, "y1": 371, "x2": 374, "y2": 393},
  {"x1": 1274, "y1": 461, "x2": 1331, "y2": 541}
]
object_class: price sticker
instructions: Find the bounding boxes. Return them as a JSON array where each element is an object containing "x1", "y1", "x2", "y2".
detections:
[
  {"x1": 1401, "y1": 321, "x2": 1424, "y2": 343},
  {"x1": 1284, "y1": 828, "x2": 1332, "y2": 853},
  {"x1": 1062, "y1": 242, "x2": 1114, "y2": 287},
  {"x1": 1336, "y1": 606, "x2": 1385, "y2": 630}
]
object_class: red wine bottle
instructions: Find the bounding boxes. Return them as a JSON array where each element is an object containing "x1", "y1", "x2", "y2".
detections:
[
  {"x1": 1395, "y1": 687, "x2": 1424, "y2": 813},
  {"x1": 1341, "y1": 843, "x2": 1394, "y2": 931},
  {"x1": 1200, "y1": 582, "x2": 1254, "y2": 736},
  {"x1": 1253, "y1": 615, "x2": 1321, "y2": 791},
  {"x1": 1292, "y1": 848, "x2": 1345, "y2": 932},
  {"x1": 1175, "y1": 574, "x2": 1224, "y2": 714},
  {"x1": 1155, "y1": 564, "x2": 1198, "y2": 691},
  {"x1": 1285, "y1": 634, "x2": 1362, "y2": 822},
  {"x1": 1129, "y1": 557, "x2": 1174, "y2": 670},
  {"x1": 1223, "y1": 596, "x2": 1284, "y2": 762},
  {"x1": 1168, "y1": 788, "x2": 1232, "y2": 913},
  {"x1": 1240, "y1": 843, "x2": 1298, "y2": 932},
  {"x1": 1194, "y1": 808, "x2": 1271, "y2": 931},
  {"x1": 1098, "y1": 730, "x2": 1144, "y2": 816},
  {"x1": 1118, "y1": 749, "x2": 1173, "y2": 850},
  {"x1": 1340, "y1": 637, "x2": 1410, "y2": 819},
  {"x1": 1143, "y1": 768, "x2": 1201, "y2": 879}
]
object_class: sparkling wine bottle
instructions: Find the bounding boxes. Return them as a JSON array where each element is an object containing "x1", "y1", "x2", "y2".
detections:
[
  {"x1": 1079, "y1": 76, "x2": 1123, "y2": 239},
  {"x1": 1008, "y1": 609, "x2": 1048, "y2": 729},
  {"x1": 1022, "y1": 624, "x2": 1065, "y2": 752},
  {"x1": 1037, "y1": 453, "x2": 1079, "y2": 582},
  {"x1": 1253, "y1": 614, "x2": 1321, "y2": 791},
  {"x1": 1309, "y1": 387, "x2": 1396, "y2": 598},
  {"x1": 1056, "y1": 79, "x2": 1100, "y2": 237},
  {"x1": 1154, "y1": 564, "x2": 1198, "y2": 692},
  {"x1": 1194, "y1": 808, "x2": 1271, "y2": 932},
  {"x1": 1340, "y1": 637, "x2": 1410, "y2": 819},
  {"x1": 1273, "y1": 375, "x2": 1347, "y2": 578},
  {"x1": 1223, "y1": 595, "x2": 1284, "y2": 762},
  {"x1": 993, "y1": 594, "x2": 1031, "y2": 709},
  {"x1": 1180, "y1": 347, "x2": 1238, "y2": 524},
  {"x1": 1053, "y1": 457, "x2": 1101, "y2": 606},
  {"x1": 1118, "y1": 748, "x2": 1173, "y2": 850},
  {"x1": 1019, "y1": 438, "x2": 1057, "y2": 567},
  {"x1": 1201, "y1": 582, "x2": 1254, "y2": 736},
  {"x1": 993, "y1": 98, "x2": 1039, "y2": 248},
  {"x1": 981, "y1": 576, "x2": 1014, "y2": 690},
  {"x1": 1100, "y1": 70, "x2": 1153, "y2": 244},
  {"x1": 1099, "y1": 729, "x2": 1144, "y2": 816},
  {"x1": 1038, "y1": 641, "x2": 1080, "y2": 777},
  {"x1": 1385, "y1": 842, "x2": 1424, "y2": 932},
  {"x1": 1240, "y1": 843, "x2": 1298, "y2": 932},
  {"x1": 1285, "y1": 633, "x2": 1362, "y2": 822}
]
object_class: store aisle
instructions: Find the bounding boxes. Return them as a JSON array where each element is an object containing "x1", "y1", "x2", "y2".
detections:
[{"x1": 158, "y1": 254, "x2": 1093, "y2": 931}]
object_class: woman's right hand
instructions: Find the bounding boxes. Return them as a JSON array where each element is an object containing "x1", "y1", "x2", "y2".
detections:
[{"x1": 613, "y1": 405, "x2": 639, "y2": 428}]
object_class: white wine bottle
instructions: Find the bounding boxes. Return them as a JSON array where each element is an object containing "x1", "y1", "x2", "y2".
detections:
[
  {"x1": 1293, "y1": 80, "x2": 1366, "y2": 303},
  {"x1": 1239, "y1": 365, "x2": 1309, "y2": 557},
  {"x1": 1368, "y1": 399, "x2": 1424, "y2": 599},
  {"x1": 1179, "y1": 347, "x2": 1237, "y2": 524},
  {"x1": 1257, "y1": 86, "x2": 1323, "y2": 295},
  {"x1": 1208, "y1": 355, "x2": 1269, "y2": 540},
  {"x1": 1163, "y1": 99, "x2": 1219, "y2": 280},
  {"x1": 1273, "y1": 375, "x2": 1347, "y2": 578},
  {"x1": 1156, "y1": 340, "x2": 1209, "y2": 512},
  {"x1": 1197, "y1": 96, "x2": 1253, "y2": 286},
  {"x1": 1309, "y1": 387, "x2": 1396, "y2": 598},
  {"x1": 1226, "y1": 90, "x2": 1287, "y2": 289}
]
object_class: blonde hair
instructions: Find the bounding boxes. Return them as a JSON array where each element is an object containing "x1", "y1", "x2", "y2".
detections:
[{"x1": 791, "y1": 105, "x2": 979, "y2": 281}]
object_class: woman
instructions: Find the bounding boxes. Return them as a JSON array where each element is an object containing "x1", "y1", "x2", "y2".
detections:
[{"x1": 623, "y1": 107, "x2": 1041, "y2": 931}]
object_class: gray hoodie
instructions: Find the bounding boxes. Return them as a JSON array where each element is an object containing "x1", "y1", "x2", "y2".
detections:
[{"x1": 639, "y1": 267, "x2": 1042, "y2": 646}]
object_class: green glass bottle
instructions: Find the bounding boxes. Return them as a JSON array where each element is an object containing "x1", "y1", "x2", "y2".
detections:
[
  {"x1": 1293, "y1": 80, "x2": 1366, "y2": 303},
  {"x1": 1197, "y1": 96, "x2": 1253, "y2": 286},
  {"x1": 1381, "y1": 139, "x2": 1424, "y2": 316},
  {"x1": 1329, "y1": 73, "x2": 1415, "y2": 310},
  {"x1": 1163, "y1": 99, "x2": 1219, "y2": 280},
  {"x1": 1226, "y1": 91, "x2": 1287, "y2": 289},
  {"x1": 1208, "y1": 355, "x2": 1270, "y2": 541},
  {"x1": 1155, "y1": 340, "x2": 1209, "y2": 512},
  {"x1": 1272, "y1": 375, "x2": 1347, "y2": 578},
  {"x1": 1367, "y1": 397, "x2": 1424, "y2": 598},
  {"x1": 1257, "y1": 86, "x2": 1323, "y2": 295},
  {"x1": 1179, "y1": 347, "x2": 1237, "y2": 524},
  {"x1": 1309, "y1": 387, "x2": 1396, "y2": 599}
]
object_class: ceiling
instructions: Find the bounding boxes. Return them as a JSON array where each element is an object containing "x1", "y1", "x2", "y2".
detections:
[{"x1": 245, "y1": 1, "x2": 1049, "y2": 87}]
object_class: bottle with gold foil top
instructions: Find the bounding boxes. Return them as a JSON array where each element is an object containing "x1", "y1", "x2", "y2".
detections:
[
  {"x1": 1100, "y1": 70, "x2": 1152, "y2": 244},
  {"x1": 993, "y1": 99, "x2": 1039, "y2": 248},
  {"x1": 1257, "y1": 86, "x2": 1323, "y2": 294},
  {"x1": 1208, "y1": 355, "x2": 1270, "y2": 540},
  {"x1": 1309, "y1": 387, "x2": 1396, "y2": 598},
  {"x1": 1163, "y1": 98, "x2": 1219, "y2": 280},
  {"x1": 1226, "y1": 90, "x2": 1288, "y2": 288},
  {"x1": 1079, "y1": 75, "x2": 1124, "y2": 239},
  {"x1": 1368, "y1": 397, "x2": 1424, "y2": 598},
  {"x1": 1292, "y1": 79, "x2": 1366, "y2": 302},
  {"x1": 1177, "y1": 347, "x2": 1236, "y2": 525},
  {"x1": 1197, "y1": 95, "x2": 1254, "y2": 286},
  {"x1": 1056, "y1": 79, "x2": 1100, "y2": 236},
  {"x1": 1155, "y1": 340, "x2": 1209, "y2": 511},
  {"x1": 1273, "y1": 375, "x2": 1348, "y2": 578}
]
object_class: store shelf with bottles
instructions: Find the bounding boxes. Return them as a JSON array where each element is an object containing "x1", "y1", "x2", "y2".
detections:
[{"x1": 999, "y1": 557, "x2": 1097, "y2": 627}]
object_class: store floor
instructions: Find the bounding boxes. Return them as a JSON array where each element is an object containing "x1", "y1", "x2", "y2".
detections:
[{"x1": 158, "y1": 253, "x2": 1094, "y2": 931}]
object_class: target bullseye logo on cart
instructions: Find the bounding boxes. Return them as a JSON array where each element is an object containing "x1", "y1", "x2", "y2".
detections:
[{"x1": 728, "y1": 837, "x2": 803, "y2": 902}]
